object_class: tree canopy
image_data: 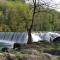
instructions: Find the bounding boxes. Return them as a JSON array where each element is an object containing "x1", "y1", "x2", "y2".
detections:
[{"x1": 0, "y1": 0, "x2": 60, "y2": 32}]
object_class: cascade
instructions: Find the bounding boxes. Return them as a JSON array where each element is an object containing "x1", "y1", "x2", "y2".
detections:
[
  {"x1": 0, "y1": 32, "x2": 28, "y2": 44},
  {"x1": 0, "y1": 32, "x2": 59, "y2": 43}
]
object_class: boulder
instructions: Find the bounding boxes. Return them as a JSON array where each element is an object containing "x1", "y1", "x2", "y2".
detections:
[{"x1": 13, "y1": 43, "x2": 21, "y2": 50}]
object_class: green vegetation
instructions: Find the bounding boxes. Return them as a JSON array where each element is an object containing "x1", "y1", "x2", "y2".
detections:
[
  {"x1": 15, "y1": 52, "x2": 23, "y2": 59},
  {"x1": 51, "y1": 42, "x2": 60, "y2": 48},
  {"x1": 0, "y1": 0, "x2": 32, "y2": 31},
  {"x1": 0, "y1": 0, "x2": 60, "y2": 31}
]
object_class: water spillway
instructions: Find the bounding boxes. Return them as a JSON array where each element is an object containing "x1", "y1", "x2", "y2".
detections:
[
  {"x1": 31, "y1": 32, "x2": 60, "y2": 42},
  {"x1": 0, "y1": 32, "x2": 60, "y2": 50},
  {"x1": 0, "y1": 32, "x2": 60, "y2": 44},
  {"x1": 0, "y1": 32, "x2": 28, "y2": 44}
]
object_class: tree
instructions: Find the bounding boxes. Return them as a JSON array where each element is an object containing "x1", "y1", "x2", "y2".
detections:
[
  {"x1": 0, "y1": 0, "x2": 60, "y2": 41},
  {"x1": 6, "y1": 1, "x2": 32, "y2": 31},
  {"x1": 0, "y1": 0, "x2": 32, "y2": 31},
  {"x1": 27, "y1": 0, "x2": 60, "y2": 44},
  {"x1": 27, "y1": 0, "x2": 36, "y2": 44}
]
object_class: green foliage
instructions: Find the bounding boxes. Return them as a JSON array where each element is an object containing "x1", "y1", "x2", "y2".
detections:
[
  {"x1": 0, "y1": 0, "x2": 32, "y2": 31},
  {"x1": 0, "y1": 0, "x2": 60, "y2": 31},
  {"x1": 6, "y1": 1, "x2": 32, "y2": 31},
  {"x1": 51, "y1": 42, "x2": 60, "y2": 48},
  {"x1": 7, "y1": 0, "x2": 25, "y2": 3},
  {"x1": 0, "y1": 24, "x2": 11, "y2": 31},
  {"x1": 33, "y1": 8, "x2": 60, "y2": 31}
]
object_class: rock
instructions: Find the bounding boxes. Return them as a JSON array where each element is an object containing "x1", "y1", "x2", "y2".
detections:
[
  {"x1": 20, "y1": 54, "x2": 51, "y2": 60},
  {"x1": 1, "y1": 47, "x2": 8, "y2": 52},
  {"x1": 5, "y1": 53, "x2": 16, "y2": 60},
  {"x1": 13, "y1": 43, "x2": 21, "y2": 50}
]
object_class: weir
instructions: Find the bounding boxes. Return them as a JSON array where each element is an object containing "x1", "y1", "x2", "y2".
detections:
[
  {"x1": 0, "y1": 32, "x2": 60, "y2": 43},
  {"x1": 0, "y1": 32, "x2": 28, "y2": 44}
]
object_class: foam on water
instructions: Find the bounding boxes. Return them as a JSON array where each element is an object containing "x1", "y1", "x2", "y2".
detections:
[
  {"x1": 0, "y1": 32, "x2": 60, "y2": 43},
  {"x1": 31, "y1": 33, "x2": 42, "y2": 42},
  {"x1": 0, "y1": 40, "x2": 15, "y2": 44},
  {"x1": 0, "y1": 32, "x2": 28, "y2": 43}
]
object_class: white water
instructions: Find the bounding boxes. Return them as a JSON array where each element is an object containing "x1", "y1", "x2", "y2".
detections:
[
  {"x1": 31, "y1": 32, "x2": 60, "y2": 42},
  {"x1": 0, "y1": 32, "x2": 60, "y2": 44},
  {"x1": 0, "y1": 32, "x2": 60, "y2": 50}
]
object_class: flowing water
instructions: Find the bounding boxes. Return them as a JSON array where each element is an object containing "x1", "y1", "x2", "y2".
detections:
[
  {"x1": 0, "y1": 32, "x2": 28, "y2": 49},
  {"x1": 0, "y1": 32, "x2": 60, "y2": 49},
  {"x1": 0, "y1": 32, "x2": 28, "y2": 43},
  {"x1": 0, "y1": 32, "x2": 60, "y2": 43}
]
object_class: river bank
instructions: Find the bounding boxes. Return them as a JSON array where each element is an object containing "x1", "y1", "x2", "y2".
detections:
[{"x1": 0, "y1": 41, "x2": 60, "y2": 60}]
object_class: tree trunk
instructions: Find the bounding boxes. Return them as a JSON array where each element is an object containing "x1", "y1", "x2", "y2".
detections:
[
  {"x1": 27, "y1": 0, "x2": 36, "y2": 44},
  {"x1": 27, "y1": 30, "x2": 32, "y2": 44}
]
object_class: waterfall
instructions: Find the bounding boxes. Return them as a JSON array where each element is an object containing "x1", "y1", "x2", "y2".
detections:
[
  {"x1": 0, "y1": 32, "x2": 28, "y2": 44},
  {"x1": 31, "y1": 32, "x2": 60, "y2": 42},
  {"x1": 0, "y1": 32, "x2": 60, "y2": 44}
]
